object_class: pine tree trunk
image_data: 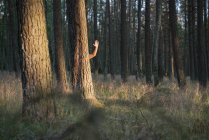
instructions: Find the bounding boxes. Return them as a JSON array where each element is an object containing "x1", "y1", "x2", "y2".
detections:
[
  {"x1": 136, "y1": 0, "x2": 142, "y2": 79},
  {"x1": 93, "y1": 0, "x2": 99, "y2": 75},
  {"x1": 197, "y1": 0, "x2": 208, "y2": 87},
  {"x1": 53, "y1": 0, "x2": 69, "y2": 93},
  {"x1": 153, "y1": 0, "x2": 162, "y2": 86},
  {"x1": 188, "y1": 0, "x2": 195, "y2": 80},
  {"x1": 169, "y1": 0, "x2": 186, "y2": 87},
  {"x1": 66, "y1": 0, "x2": 76, "y2": 85},
  {"x1": 73, "y1": 0, "x2": 100, "y2": 106},
  {"x1": 145, "y1": 0, "x2": 152, "y2": 84},
  {"x1": 120, "y1": 0, "x2": 128, "y2": 82},
  {"x1": 8, "y1": 0, "x2": 19, "y2": 76},
  {"x1": 17, "y1": 0, "x2": 55, "y2": 120}
]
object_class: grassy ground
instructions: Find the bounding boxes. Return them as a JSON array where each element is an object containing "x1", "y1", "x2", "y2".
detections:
[{"x1": 0, "y1": 72, "x2": 209, "y2": 140}]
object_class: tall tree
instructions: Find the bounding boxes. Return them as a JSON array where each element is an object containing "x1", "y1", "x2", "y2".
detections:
[
  {"x1": 66, "y1": 0, "x2": 76, "y2": 84},
  {"x1": 136, "y1": 0, "x2": 142, "y2": 79},
  {"x1": 153, "y1": 0, "x2": 162, "y2": 86},
  {"x1": 17, "y1": 0, "x2": 55, "y2": 119},
  {"x1": 73, "y1": 0, "x2": 100, "y2": 105},
  {"x1": 197, "y1": 0, "x2": 208, "y2": 87},
  {"x1": 188, "y1": 0, "x2": 195, "y2": 80},
  {"x1": 8, "y1": 0, "x2": 19, "y2": 75},
  {"x1": 145, "y1": 0, "x2": 152, "y2": 84},
  {"x1": 53, "y1": 0, "x2": 69, "y2": 93},
  {"x1": 169, "y1": 0, "x2": 186, "y2": 87},
  {"x1": 120, "y1": 0, "x2": 128, "y2": 82},
  {"x1": 93, "y1": 0, "x2": 99, "y2": 75}
]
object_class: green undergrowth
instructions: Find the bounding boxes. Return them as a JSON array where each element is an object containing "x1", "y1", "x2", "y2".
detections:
[{"x1": 0, "y1": 73, "x2": 209, "y2": 140}]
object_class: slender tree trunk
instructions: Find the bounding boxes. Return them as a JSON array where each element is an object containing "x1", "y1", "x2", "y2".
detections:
[
  {"x1": 153, "y1": 0, "x2": 162, "y2": 86},
  {"x1": 188, "y1": 0, "x2": 195, "y2": 80},
  {"x1": 107, "y1": 0, "x2": 114, "y2": 79},
  {"x1": 53, "y1": 0, "x2": 69, "y2": 93},
  {"x1": 104, "y1": 0, "x2": 109, "y2": 79},
  {"x1": 169, "y1": 0, "x2": 186, "y2": 87},
  {"x1": 8, "y1": 0, "x2": 19, "y2": 76},
  {"x1": 93, "y1": 0, "x2": 99, "y2": 75},
  {"x1": 145, "y1": 0, "x2": 152, "y2": 84},
  {"x1": 136, "y1": 0, "x2": 142, "y2": 79},
  {"x1": 66, "y1": 0, "x2": 76, "y2": 85},
  {"x1": 197, "y1": 0, "x2": 208, "y2": 87},
  {"x1": 120, "y1": 0, "x2": 128, "y2": 82},
  {"x1": 17, "y1": 0, "x2": 55, "y2": 120}
]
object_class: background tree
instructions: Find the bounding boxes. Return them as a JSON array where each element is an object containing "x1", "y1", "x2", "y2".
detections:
[
  {"x1": 53, "y1": 0, "x2": 69, "y2": 93},
  {"x1": 197, "y1": 0, "x2": 208, "y2": 87},
  {"x1": 120, "y1": 0, "x2": 128, "y2": 82},
  {"x1": 153, "y1": 0, "x2": 162, "y2": 86},
  {"x1": 136, "y1": 0, "x2": 142, "y2": 80},
  {"x1": 145, "y1": 0, "x2": 152, "y2": 84},
  {"x1": 169, "y1": 0, "x2": 186, "y2": 87},
  {"x1": 66, "y1": 0, "x2": 76, "y2": 85}
]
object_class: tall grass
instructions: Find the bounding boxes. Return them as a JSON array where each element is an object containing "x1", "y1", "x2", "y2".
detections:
[{"x1": 0, "y1": 72, "x2": 209, "y2": 140}]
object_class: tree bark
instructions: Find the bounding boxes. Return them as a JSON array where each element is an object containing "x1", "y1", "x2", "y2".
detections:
[
  {"x1": 145, "y1": 0, "x2": 152, "y2": 84},
  {"x1": 120, "y1": 0, "x2": 128, "y2": 82},
  {"x1": 17, "y1": 0, "x2": 55, "y2": 120},
  {"x1": 153, "y1": 0, "x2": 162, "y2": 86},
  {"x1": 8, "y1": 0, "x2": 19, "y2": 76},
  {"x1": 93, "y1": 0, "x2": 99, "y2": 75},
  {"x1": 53, "y1": 0, "x2": 69, "y2": 93},
  {"x1": 197, "y1": 0, "x2": 208, "y2": 87},
  {"x1": 66, "y1": 0, "x2": 76, "y2": 85},
  {"x1": 136, "y1": 0, "x2": 142, "y2": 79},
  {"x1": 169, "y1": 0, "x2": 186, "y2": 87},
  {"x1": 73, "y1": 0, "x2": 100, "y2": 106}
]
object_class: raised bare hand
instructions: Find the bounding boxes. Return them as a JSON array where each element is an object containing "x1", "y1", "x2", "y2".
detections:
[{"x1": 93, "y1": 40, "x2": 99, "y2": 48}]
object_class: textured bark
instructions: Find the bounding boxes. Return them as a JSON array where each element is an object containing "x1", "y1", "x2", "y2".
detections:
[
  {"x1": 169, "y1": 0, "x2": 186, "y2": 87},
  {"x1": 153, "y1": 0, "x2": 162, "y2": 86},
  {"x1": 197, "y1": 0, "x2": 208, "y2": 87},
  {"x1": 73, "y1": 0, "x2": 98, "y2": 102},
  {"x1": 53, "y1": 0, "x2": 69, "y2": 93},
  {"x1": 145, "y1": 0, "x2": 152, "y2": 84},
  {"x1": 120, "y1": 0, "x2": 128, "y2": 82},
  {"x1": 17, "y1": 0, "x2": 55, "y2": 119}
]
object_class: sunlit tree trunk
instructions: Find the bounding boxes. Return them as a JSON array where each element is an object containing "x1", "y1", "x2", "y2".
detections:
[
  {"x1": 17, "y1": 0, "x2": 55, "y2": 119},
  {"x1": 73, "y1": 0, "x2": 100, "y2": 105}
]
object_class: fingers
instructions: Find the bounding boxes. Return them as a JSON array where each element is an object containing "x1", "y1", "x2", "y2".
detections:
[{"x1": 93, "y1": 40, "x2": 99, "y2": 47}]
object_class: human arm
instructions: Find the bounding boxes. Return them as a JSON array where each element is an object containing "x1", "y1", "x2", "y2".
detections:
[{"x1": 85, "y1": 40, "x2": 99, "y2": 60}]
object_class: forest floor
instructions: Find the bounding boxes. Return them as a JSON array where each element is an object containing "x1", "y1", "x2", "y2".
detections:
[{"x1": 0, "y1": 72, "x2": 209, "y2": 140}]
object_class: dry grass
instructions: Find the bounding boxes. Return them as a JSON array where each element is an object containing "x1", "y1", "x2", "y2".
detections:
[{"x1": 0, "y1": 72, "x2": 209, "y2": 140}]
